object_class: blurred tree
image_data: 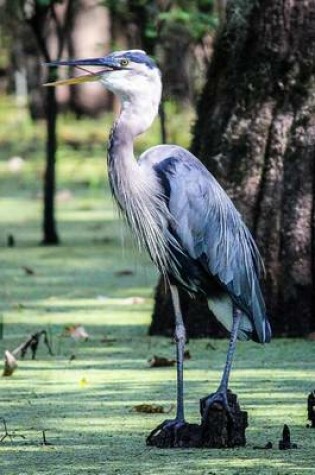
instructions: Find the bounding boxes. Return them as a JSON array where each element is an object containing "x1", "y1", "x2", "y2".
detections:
[
  {"x1": 214, "y1": 0, "x2": 226, "y2": 24},
  {"x1": 151, "y1": 0, "x2": 315, "y2": 338},
  {"x1": 3, "y1": 0, "x2": 75, "y2": 245},
  {"x1": 104, "y1": 1, "x2": 218, "y2": 143},
  {"x1": 25, "y1": 0, "x2": 76, "y2": 245},
  {"x1": 3, "y1": 0, "x2": 111, "y2": 118},
  {"x1": 104, "y1": 0, "x2": 218, "y2": 104},
  {"x1": 66, "y1": 0, "x2": 111, "y2": 117}
]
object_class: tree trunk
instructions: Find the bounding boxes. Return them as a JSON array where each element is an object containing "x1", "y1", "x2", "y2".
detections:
[
  {"x1": 149, "y1": 282, "x2": 226, "y2": 338},
  {"x1": 25, "y1": 1, "x2": 75, "y2": 245},
  {"x1": 68, "y1": 0, "x2": 111, "y2": 117},
  {"x1": 151, "y1": 0, "x2": 315, "y2": 338},
  {"x1": 157, "y1": 22, "x2": 194, "y2": 105},
  {"x1": 26, "y1": 15, "x2": 61, "y2": 246},
  {"x1": 42, "y1": 66, "x2": 59, "y2": 245}
]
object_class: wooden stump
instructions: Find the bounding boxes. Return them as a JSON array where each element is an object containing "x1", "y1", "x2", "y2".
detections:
[
  {"x1": 200, "y1": 390, "x2": 248, "y2": 448},
  {"x1": 307, "y1": 390, "x2": 315, "y2": 427},
  {"x1": 146, "y1": 391, "x2": 247, "y2": 449},
  {"x1": 146, "y1": 422, "x2": 202, "y2": 448}
]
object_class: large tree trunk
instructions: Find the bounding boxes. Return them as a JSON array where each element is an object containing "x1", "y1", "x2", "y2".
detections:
[{"x1": 150, "y1": 0, "x2": 315, "y2": 338}]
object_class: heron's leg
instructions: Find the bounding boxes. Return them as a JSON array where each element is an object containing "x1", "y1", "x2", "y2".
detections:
[
  {"x1": 217, "y1": 307, "x2": 241, "y2": 393},
  {"x1": 170, "y1": 284, "x2": 186, "y2": 423},
  {"x1": 146, "y1": 285, "x2": 187, "y2": 445},
  {"x1": 201, "y1": 307, "x2": 241, "y2": 417}
]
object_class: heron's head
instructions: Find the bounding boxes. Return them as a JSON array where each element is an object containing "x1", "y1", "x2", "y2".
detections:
[{"x1": 45, "y1": 50, "x2": 162, "y2": 110}]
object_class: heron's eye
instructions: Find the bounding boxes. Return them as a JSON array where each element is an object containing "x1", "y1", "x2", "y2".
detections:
[{"x1": 120, "y1": 58, "x2": 129, "y2": 67}]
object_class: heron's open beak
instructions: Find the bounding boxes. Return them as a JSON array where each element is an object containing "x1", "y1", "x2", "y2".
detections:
[{"x1": 43, "y1": 56, "x2": 121, "y2": 87}]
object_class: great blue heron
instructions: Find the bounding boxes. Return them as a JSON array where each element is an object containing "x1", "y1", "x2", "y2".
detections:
[{"x1": 45, "y1": 50, "x2": 271, "y2": 433}]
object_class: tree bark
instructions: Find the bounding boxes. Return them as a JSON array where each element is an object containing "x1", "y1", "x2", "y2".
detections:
[
  {"x1": 157, "y1": 22, "x2": 194, "y2": 105},
  {"x1": 26, "y1": 10, "x2": 60, "y2": 245},
  {"x1": 68, "y1": 0, "x2": 111, "y2": 117},
  {"x1": 43, "y1": 66, "x2": 59, "y2": 245},
  {"x1": 151, "y1": 0, "x2": 315, "y2": 338},
  {"x1": 26, "y1": 1, "x2": 76, "y2": 245}
]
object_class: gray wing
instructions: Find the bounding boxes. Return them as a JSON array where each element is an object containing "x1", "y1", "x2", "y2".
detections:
[{"x1": 153, "y1": 148, "x2": 270, "y2": 343}]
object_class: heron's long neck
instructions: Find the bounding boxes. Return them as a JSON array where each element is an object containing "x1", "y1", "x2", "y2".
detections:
[
  {"x1": 107, "y1": 103, "x2": 157, "y2": 210},
  {"x1": 107, "y1": 102, "x2": 171, "y2": 273}
]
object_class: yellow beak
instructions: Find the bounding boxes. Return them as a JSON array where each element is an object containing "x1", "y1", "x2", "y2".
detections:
[{"x1": 44, "y1": 73, "x2": 101, "y2": 87}]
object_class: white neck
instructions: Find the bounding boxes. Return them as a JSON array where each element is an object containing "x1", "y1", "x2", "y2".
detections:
[
  {"x1": 106, "y1": 98, "x2": 171, "y2": 273},
  {"x1": 119, "y1": 92, "x2": 160, "y2": 137},
  {"x1": 107, "y1": 97, "x2": 159, "y2": 208}
]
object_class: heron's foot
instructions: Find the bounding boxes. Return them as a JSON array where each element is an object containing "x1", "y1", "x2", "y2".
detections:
[
  {"x1": 146, "y1": 419, "x2": 188, "y2": 448},
  {"x1": 200, "y1": 389, "x2": 233, "y2": 422}
]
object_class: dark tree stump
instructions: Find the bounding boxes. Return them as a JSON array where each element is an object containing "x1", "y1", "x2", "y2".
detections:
[
  {"x1": 278, "y1": 424, "x2": 297, "y2": 450},
  {"x1": 146, "y1": 391, "x2": 247, "y2": 449},
  {"x1": 200, "y1": 390, "x2": 248, "y2": 448},
  {"x1": 146, "y1": 422, "x2": 202, "y2": 449},
  {"x1": 307, "y1": 390, "x2": 315, "y2": 428}
]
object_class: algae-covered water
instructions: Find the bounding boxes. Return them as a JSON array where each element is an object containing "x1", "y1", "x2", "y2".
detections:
[{"x1": 0, "y1": 100, "x2": 314, "y2": 474}]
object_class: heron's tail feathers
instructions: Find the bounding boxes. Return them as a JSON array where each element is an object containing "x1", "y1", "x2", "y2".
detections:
[{"x1": 251, "y1": 317, "x2": 272, "y2": 343}]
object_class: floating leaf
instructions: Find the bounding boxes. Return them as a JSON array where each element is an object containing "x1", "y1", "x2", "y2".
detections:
[
  {"x1": 131, "y1": 403, "x2": 174, "y2": 414},
  {"x1": 253, "y1": 441, "x2": 273, "y2": 450},
  {"x1": 100, "y1": 336, "x2": 117, "y2": 344},
  {"x1": 22, "y1": 266, "x2": 35, "y2": 276},
  {"x1": 121, "y1": 297, "x2": 145, "y2": 305},
  {"x1": 64, "y1": 325, "x2": 89, "y2": 341},
  {"x1": 3, "y1": 351, "x2": 17, "y2": 377},
  {"x1": 96, "y1": 296, "x2": 145, "y2": 305},
  {"x1": 148, "y1": 355, "x2": 176, "y2": 368},
  {"x1": 114, "y1": 269, "x2": 135, "y2": 276}
]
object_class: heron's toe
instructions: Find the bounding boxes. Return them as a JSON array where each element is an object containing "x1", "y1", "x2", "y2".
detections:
[
  {"x1": 200, "y1": 390, "x2": 232, "y2": 421},
  {"x1": 146, "y1": 419, "x2": 187, "y2": 447}
]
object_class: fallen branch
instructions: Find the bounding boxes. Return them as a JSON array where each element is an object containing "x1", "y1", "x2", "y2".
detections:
[
  {"x1": 0, "y1": 418, "x2": 26, "y2": 443},
  {"x1": 3, "y1": 329, "x2": 53, "y2": 377},
  {"x1": 12, "y1": 330, "x2": 53, "y2": 360}
]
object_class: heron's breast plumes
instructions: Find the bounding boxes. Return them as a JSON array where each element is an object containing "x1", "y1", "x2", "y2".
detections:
[{"x1": 107, "y1": 123, "x2": 176, "y2": 275}]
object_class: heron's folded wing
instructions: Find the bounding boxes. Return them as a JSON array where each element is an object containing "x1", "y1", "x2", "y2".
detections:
[{"x1": 154, "y1": 152, "x2": 270, "y2": 343}]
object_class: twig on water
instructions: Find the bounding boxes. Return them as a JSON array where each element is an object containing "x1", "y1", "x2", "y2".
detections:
[
  {"x1": 0, "y1": 418, "x2": 26, "y2": 443},
  {"x1": 41, "y1": 430, "x2": 53, "y2": 446}
]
